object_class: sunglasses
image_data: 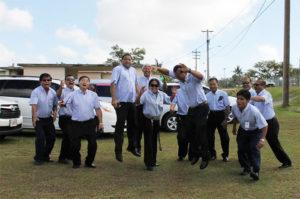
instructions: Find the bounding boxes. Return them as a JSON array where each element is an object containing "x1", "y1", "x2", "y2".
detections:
[
  {"x1": 42, "y1": 79, "x2": 52, "y2": 82},
  {"x1": 150, "y1": 84, "x2": 159, "y2": 87}
]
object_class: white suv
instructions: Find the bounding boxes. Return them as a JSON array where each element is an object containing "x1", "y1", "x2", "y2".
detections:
[
  {"x1": 0, "y1": 97, "x2": 23, "y2": 139},
  {"x1": 0, "y1": 76, "x2": 116, "y2": 133}
]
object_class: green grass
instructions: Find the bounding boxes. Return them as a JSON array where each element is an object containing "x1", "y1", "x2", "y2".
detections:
[{"x1": 1, "y1": 87, "x2": 299, "y2": 199}]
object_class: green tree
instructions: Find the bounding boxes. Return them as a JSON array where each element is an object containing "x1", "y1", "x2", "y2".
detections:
[
  {"x1": 106, "y1": 44, "x2": 146, "y2": 67},
  {"x1": 253, "y1": 60, "x2": 283, "y2": 79},
  {"x1": 232, "y1": 65, "x2": 243, "y2": 86}
]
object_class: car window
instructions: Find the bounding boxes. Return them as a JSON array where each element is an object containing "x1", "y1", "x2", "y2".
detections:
[
  {"x1": 95, "y1": 85, "x2": 111, "y2": 97},
  {"x1": 203, "y1": 86, "x2": 210, "y2": 94},
  {"x1": 0, "y1": 80, "x2": 39, "y2": 98}
]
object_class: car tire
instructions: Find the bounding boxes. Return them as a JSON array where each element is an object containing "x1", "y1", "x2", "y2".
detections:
[
  {"x1": 0, "y1": 135, "x2": 5, "y2": 140},
  {"x1": 163, "y1": 112, "x2": 177, "y2": 132},
  {"x1": 227, "y1": 112, "x2": 234, "y2": 123}
]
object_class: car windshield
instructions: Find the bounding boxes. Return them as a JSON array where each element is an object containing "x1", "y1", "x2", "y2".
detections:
[{"x1": 95, "y1": 84, "x2": 111, "y2": 97}]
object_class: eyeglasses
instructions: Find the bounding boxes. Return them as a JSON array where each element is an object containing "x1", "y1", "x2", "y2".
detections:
[
  {"x1": 150, "y1": 84, "x2": 159, "y2": 87},
  {"x1": 42, "y1": 79, "x2": 52, "y2": 82},
  {"x1": 242, "y1": 82, "x2": 250, "y2": 85},
  {"x1": 66, "y1": 78, "x2": 75, "y2": 81}
]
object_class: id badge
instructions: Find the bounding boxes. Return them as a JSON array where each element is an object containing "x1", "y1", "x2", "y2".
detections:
[{"x1": 245, "y1": 122, "x2": 250, "y2": 130}]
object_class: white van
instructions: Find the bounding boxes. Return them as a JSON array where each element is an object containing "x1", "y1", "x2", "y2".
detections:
[
  {"x1": 0, "y1": 76, "x2": 116, "y2": 133},
  {"x1": 0, "y1": 97, "x2": 23, "y2": 139}
]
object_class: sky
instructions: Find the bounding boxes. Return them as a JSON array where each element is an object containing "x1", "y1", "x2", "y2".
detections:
[{"x1": 0, "y1": 0, "x2": 299, "y2": 78}]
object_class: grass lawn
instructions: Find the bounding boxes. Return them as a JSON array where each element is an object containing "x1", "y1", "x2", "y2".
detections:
[{"x1": 1, "y1": 89, "x2": 299, "y2": 199}]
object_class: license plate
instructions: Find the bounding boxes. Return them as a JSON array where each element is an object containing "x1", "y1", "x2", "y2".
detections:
[{"x1": 9, "y1": 119, "x2": 18, "y2": 127}]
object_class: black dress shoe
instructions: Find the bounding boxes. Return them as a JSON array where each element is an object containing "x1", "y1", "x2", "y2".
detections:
[
  {"x1": 177, "y1": 157, "x2": 184, "y2": 161},
  {"x1": 146, "y1": 166, "x2": 154, "y2": 171},
  {"x1": 191, "y1": 157, "x2": 199, "y2": 165},
  {"x1": 34, "y1": 160, "x2": 44, "y2": 165},
  {"x1": 44, "y1": 157, "x2": 54, "y2": 162},
  {"x1": 200, "y1": 160, "x2": 209, "y2": 170},
  {"x1": 115, "y1": 153, "x2": 123, "y2": 162},
  {"x1": 188, "y1": 156, "x2": 193, "y2": 161},
  {"x1": 250, "y1": 172, "x2": 259, "y2": 181},
  {"x1": 279, "y1": 162, "x2": 292, "y2": 169},
  {"x1": 221, "y1": 153, "x2": 229, "y2": 162},
  {"x1": 240, "y1": 168, "x2": 250, "y2": 176},
  {"x1": 127, "y1": 148, "x2": 141, "y2": 157},
  {"x1": 152, "y1": 163, "x2": 160, "y2": 167},
  {"x1": 210, "y1": 155, "x2": 216, "y2": 160},
  {"x1": 72, "y1": 164, "x2": 80, "y2": 169},
  {"x1": 85, "y1": 163, "x2": 96, "y2": 168}
]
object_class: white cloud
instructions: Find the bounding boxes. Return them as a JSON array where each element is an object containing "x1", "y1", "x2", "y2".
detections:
[
  {"x1": 257, "y1": 44, "x2": 281, "y2": 61},
  {"x1": 83, "y1": 47, "x2": 108, "y2": 63},
  {"x1": 0, "y1": 43, "x2": 16, "y2": 65},
  {"x1": 95, "y1": 0, "x2": 259, "y2": 66},
  {"x1": 55, "y1": 26, "x2": 94, "y2": 47},
  {"x1": 56, "y1": 45, "x2": 78, "y2": 60},
  {"x1": 0, "y1": 1, "x2": 33, "y2": 31}
]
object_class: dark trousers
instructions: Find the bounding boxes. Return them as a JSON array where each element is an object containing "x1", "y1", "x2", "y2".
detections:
[
  {"x1": 237, "y1": 128, "x2": 261, "y2": 173},
  {"x1": 266, "y1": 117, "x2": 291, "y2": 164},
  {"x1": 114, "y1": 102, "x2": 137, "y2": 154},
  {"x1": 187, "y1": 103, "x2": 210, "y2": 161},
  {"x1": 70, "y1": 119, "x2": 97, "y2": 166},
  {"x1": 143, "y1": 116, "x2": 159, "y2": 167},
  {"x1": 34, "y1": 117, "x2": 56, "y2": 161},
  {"x1": 136, "y1": 105, "x2": 144, "y2": 151},
  {"x1": 177, "y1": 114, "x2": 191, "y2": 158},
  {"x1": 58, "y1": 115, "x2": 72, "y2": 160},
  {"x1": 207, "y1": 111, "x2": 230, "y2": 157}
]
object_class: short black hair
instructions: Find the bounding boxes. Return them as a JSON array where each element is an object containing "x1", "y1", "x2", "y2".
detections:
[
  {"x1": 208, "y1": 77, "x2": 218, "y2": 83},
  {"x1": 39, "y1": 73, "x2": 52, "y2": 81},
  {"x1": 149, "y1": 78, "x2": 160, "y2": 87},
  {"x1": 173, "y1": 64, "x2": 183, "y2": 73},
  {"x1": 79, "y1": 76, "x2": 90, "y2": 82},
  {"x1": 65, "y1": 74, "x2": 74, "y2": 80},
  {"x1": 236, "y1": 89, "x2": 251, "y2": 100},
  {"x1": 122, "y1": 53, "x2": 132, "y2": 60}
]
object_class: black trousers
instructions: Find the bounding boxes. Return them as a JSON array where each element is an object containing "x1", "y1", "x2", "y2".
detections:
[
  {"x1": 187, "y1": 103, "x2": 210, "y2": 161},
  {"x1": 70, "y1": 119, "x2": 97, "y2": 166},
  {"x1": 237, "y1": 128, "x2": 261, "y2": 173},
  {"x1": 136, "y1": 105, "x2": 144, "y2": 151},
  {"x1": 177, "y1": 114, "x2": 191, "y2": 158},
  {"x1": 114, "y1": 102, "x2": 137, "y2": 154},
  {"x1": 207, "y1": 110, "x2": 230, "y2": 157},
  {"x1": 143, "y1": 116, "x2": 159, "y2": 167},
  {"x1": 266, "y1": 117, "x2": 291, "y2": 164},
  {"x1": 34, "y1": 117, "x2": 56, "y2": 161},
  {"x1": 58, "y1": 115, "x2": 72, "y2": 160}
]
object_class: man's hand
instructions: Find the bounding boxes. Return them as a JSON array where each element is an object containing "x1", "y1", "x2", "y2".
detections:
[
  {"x1": 60, "y1": 80, "x2": 65, "y2": 87},
  {"x1": 59, "y1": 100, "x2": 65, "y2": 107},
  {"x1": 257, "y1": 138, "x2": 265, "y2": 149},
  {"x1": 99, "y1": 123, "x2": 104, "y2": 130},
  {"x1": 221, "y1": 120, "x2": 227, "y2": 128},
  {"x1": 111, "y1": 98, "x2": 119, "y2": 108},
  {"x1": 32, "y1": 116, "x2": 39, "y2": 127},
  {"x1": 52, "y1": 111, "x2": 57, "y2": 122}
]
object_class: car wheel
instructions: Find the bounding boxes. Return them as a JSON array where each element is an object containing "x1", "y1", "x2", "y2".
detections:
[
  {"x1": 163, "y1": 113, "x2": 177, "y2": 132},
  {"x1": 0, "y1": 135, "x2": 5, "y2": 140},
  {"x1": 227, "y1": 112, "x2": 234, "y2": 123}
]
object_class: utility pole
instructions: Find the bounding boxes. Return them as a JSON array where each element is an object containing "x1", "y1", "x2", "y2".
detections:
[
  {"x1": 192, "y1": 49, "x2": 200, "y2": 71},
  {"x1": 202, "y1": 29, "x2": 213, "y2": 80},
  {"x1": 282, "y1": 0, "x2": 290, "y2": 107}
]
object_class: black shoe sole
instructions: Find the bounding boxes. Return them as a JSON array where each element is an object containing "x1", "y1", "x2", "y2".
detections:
[{"x1": 250, "y1": 172, "x2": 259, "y2": 181}]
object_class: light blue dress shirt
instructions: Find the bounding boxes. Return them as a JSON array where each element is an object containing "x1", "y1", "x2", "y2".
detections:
[
  {"x1": 232, "y1": 103, "x2": 268, "y2": 131},
  {"x1": 169, "y1": 70, "x2": 207, "y2": 108},
  {"x1": 252, "y1": 89, "x2": 275, "y2": 120},
  {"x1": 29, "y1": 86, "x2": 58, "y2": 118},
  {"x1": 58, "y1": 86, "x2": 78, "y2": 116},
  {"x1": 67, "y1": 89, "x2": 100, "y2": 122},
  {"x1": 140, "y1": 90, "x2": 171, "y2": 120},
  {"x1": 111, "y1": 65, "x2": 137, "y2": 103},
  {"x1": 171, "y1": 89, "x2": 189, "y2": 116},
  {"x1": 206, "y1": 89, "x2": 230, "y2": 111}
]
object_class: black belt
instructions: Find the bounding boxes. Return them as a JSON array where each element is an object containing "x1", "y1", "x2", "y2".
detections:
[
  {"x1": 189, "y1": 101, "x2": 208, "y2": 110},
  {"x1": 239, "y1": 127, "x2": 260, "y2": 134},
  {"x1": 59, "y1": 115, "x2": 71, "y2": 118},
  {"x1": 38, "y1": 117, "x2": 52, "y2": 120},
  {"x1": 72, "y1": 118, "x2": 94, "y2": 124},
  {"x1": 210, "y1": 110, "x2": 225, "y2": 113}
]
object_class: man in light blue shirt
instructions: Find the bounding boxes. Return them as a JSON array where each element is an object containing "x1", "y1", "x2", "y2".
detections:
[
  {"x1": 155, "y1": 64, "x2": 210, "y2": 170},
  {"x1": 252, "y1": 79, "x2": 292, "y2": 168},
  {"x1": 66, "y1": 76, "x2": 103, "y2": 169},
  {"x1": 232, "y1": 89, "x2": 268, "y2": 181},
  {"x1": 29, "y1": 73, "x2": 58, "y2": 165},
  {"x1": 138, "y1": 78, "x2": 170, "y2": 171},
  {"x1": 171, "y1": 88, "x2": 191, "y2": 161},
  {"x1": 56, "y1": 75, "x2": 78, "y2": 164},
  {"x1": 111, "y1": 53, "x2": 140, "y2": 162},
  {"x1": 206, "y1": 78, "x2": 230, "y2": 162}
]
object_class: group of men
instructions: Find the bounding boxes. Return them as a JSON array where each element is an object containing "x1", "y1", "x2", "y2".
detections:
[{"x1": 30, "y1": 53, "x2": 292, "y2": 179}]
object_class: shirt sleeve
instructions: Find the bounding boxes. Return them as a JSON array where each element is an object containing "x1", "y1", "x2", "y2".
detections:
[
  {"x1": 111, "y1": 67, "x2": 120, "y2": 85},
  {"x1": 140, "y1": 92, "x2": 146, "y2": 105},
  {"x1": 93, "y1": 93, "x2": 101, "y2": 109},
  {"x1": 231, "y1": 106, "x2": 237, "y2": 119},
  {"x1": 169, "y1": 70, "x2": 176, "y2": 78},
  {"x1": 190, "y1": 74, "x2": 202, "y2": 83},
  {"x1": 29, "y1": 90, "x2": 38, "y2": 105},
  {"x1": 255, "y1": 108, "x2": 268, "y2": 129},
  {"x1": 172, "y1": 95, "x2": 178, "y2": 104},
  {"x1": 262, "y1": 92, "x2": 272, "y2": 104},
  {"x1": 223, "y1": 92, "x2": 230, "y2": 107},
  {"x1": 163, "y1": 92, "x2": 171, "y2": 104}
]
